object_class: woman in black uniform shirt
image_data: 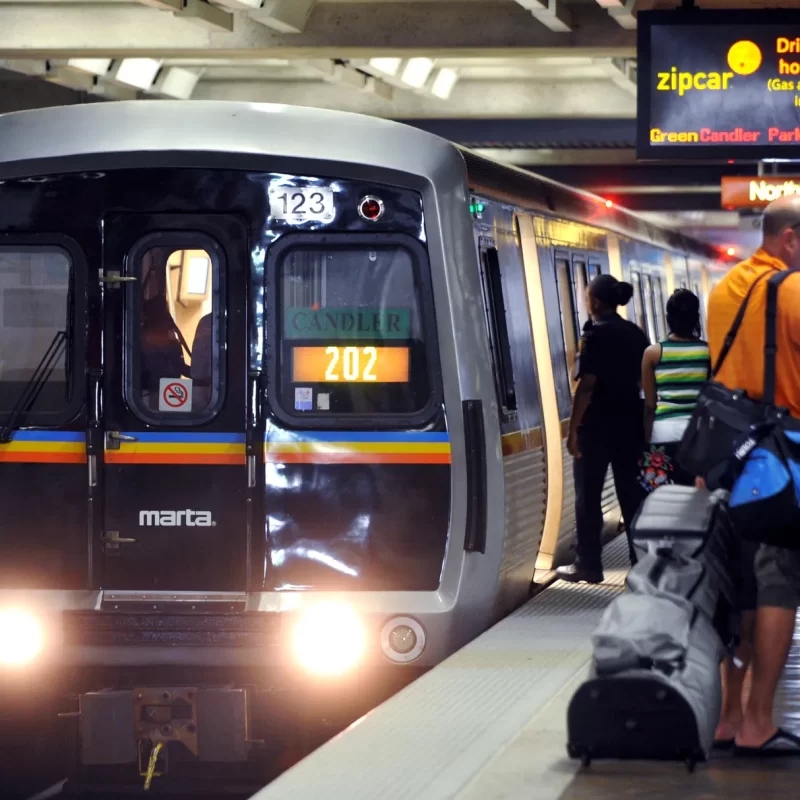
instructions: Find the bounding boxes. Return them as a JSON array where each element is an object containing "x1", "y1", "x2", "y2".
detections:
[{"x1": 556, "y1": 274, "x2": 649, "y2": 584}]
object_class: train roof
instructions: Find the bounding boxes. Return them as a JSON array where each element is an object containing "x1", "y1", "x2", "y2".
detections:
[
  {"x1": 0, "y1": 99, "x2": 462, "y2": 187},
  {"x1": 0, "y1": 100, "x2": 720, "y2": 263},
  {"x1": 459, "y1": 148, "x2": 722, "y2": 263}
]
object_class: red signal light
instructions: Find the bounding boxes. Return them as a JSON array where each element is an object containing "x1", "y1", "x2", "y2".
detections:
[
  {"x1": 604, "y1": 199, "x2": 613, "y2": 209},
  {"x1": 358, "y1": 196, "x2": 385, "y2": 222},
  {"x1": 726, "y1": 247, "x2": 736, "y2": 257}
]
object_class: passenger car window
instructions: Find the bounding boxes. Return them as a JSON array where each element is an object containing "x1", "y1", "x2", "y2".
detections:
[
  {"x1": 128, "y1": 243, "x2": 222, "y2": 421},
  {"x1": 479, "y1": 245, "x2": 517, "y2": 415},
  {"x1": 276, "y1": 242, "x2": 433, "y2": 418},
  {"x1": 555, "y1": 256, "x2": 579, "y2": 389},
  {"x1": 0, "y1": 247, "x2": 73, "y2": 418},
  {"x1": 573, "y1": 259, "x2": 589, "y2": 332},
  {"x1": 630, "y1": 270, "x2": 645, "y2": 332},
  {"x1": 653, "y1": 276, "x2": 667, "y2": 339},
  {"x1": 642, "y1": 274, "x2": 658, "y2": 344}
]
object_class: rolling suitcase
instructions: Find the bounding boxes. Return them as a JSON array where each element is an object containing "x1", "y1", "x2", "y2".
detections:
[{"x1": 566, "y1": 486, "x2": 732, "y2": 771}]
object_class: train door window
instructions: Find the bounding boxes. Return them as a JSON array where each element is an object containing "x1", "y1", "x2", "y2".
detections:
[
  {"x1": 653, "y1": 276, "x2": 667, "y2": 340},
  {"x1": 270, "y1": 236, "x2": 437, "y2": 422},
  {"x1": 555, "y1": 255, "x2": 579, "y2": 387},
  {"x1": 0, "y1": 246, "x2": 81, "y2": 423},
  {"x1": 479, "y1": 245, "x2": 517, "y2": 416},
  {"x1": 587, "y1": 262, "x2": 601, "y2": 280},
  {"x1": 630, "y1": 270, "x2": 645, "y2": 332},
  {"x1": 126, "y1": 238, "x2": 223, "y2": 422},
  {"x1": 642, "y1": 275, "x2": 658, "y2": 344},
  {"x1": 573, "y1": 258, "x2": 589, "y2": 332},
  {"x1": 691, "y1": 280, "x2": 705, "y2": 334}
]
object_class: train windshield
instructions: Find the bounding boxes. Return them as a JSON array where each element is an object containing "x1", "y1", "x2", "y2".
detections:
[
  {"x1": 275, "y1": 241, "x2": 434, "y2": 419},
  {"x1": 0, "y1": 247, "x2": 73, "y2": 431}
]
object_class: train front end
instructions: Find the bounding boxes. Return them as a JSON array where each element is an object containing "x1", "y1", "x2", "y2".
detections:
[{"x1": 0, "y1": 101, "x2": 503, "y2": 790}]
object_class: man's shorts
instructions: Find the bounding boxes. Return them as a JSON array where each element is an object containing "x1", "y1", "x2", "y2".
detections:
[
  {"x1": 739, "y1": 538, "x2": 759, "y2": 612},
  {"x1": 754, "y1": 543, "x2": 800, "y2": 610}
]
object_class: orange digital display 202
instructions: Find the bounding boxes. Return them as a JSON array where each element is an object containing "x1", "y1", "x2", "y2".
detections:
[{"x1": 293, "y1": 346, "x2": 410, "y2": 383}]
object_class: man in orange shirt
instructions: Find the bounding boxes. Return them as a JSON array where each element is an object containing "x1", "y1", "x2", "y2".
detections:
[{"x1": 708, "y1": 195, "x2": 800, "y2": 755}]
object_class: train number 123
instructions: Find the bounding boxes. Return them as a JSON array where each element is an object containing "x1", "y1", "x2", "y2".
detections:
[{"x1": 325, "y1": 346, "x2": 378, "y2": 382}]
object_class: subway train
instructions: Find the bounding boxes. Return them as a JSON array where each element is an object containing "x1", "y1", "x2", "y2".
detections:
[{"x1": 0, "y1": 101, "x2": 726, "y2": 788}]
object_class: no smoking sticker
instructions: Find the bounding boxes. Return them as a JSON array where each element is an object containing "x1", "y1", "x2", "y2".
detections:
[{"x1": 159, "y1": 378, "x2": 193, "y2": 412}]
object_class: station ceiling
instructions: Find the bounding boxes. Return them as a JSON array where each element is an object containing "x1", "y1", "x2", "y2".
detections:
[{"x1": 0, "y1": 0, "x2": 788, "y2": 255}]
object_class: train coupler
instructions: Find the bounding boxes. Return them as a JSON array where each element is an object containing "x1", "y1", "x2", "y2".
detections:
[{"x1": 79, "y1": 686, "x2": 251, "y2": 768}]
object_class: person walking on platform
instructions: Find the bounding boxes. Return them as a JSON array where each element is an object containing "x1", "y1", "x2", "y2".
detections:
[
  {"x1": 707, "y1": 194, "x2": 800, "y2": 755},
  {"x1": 639, "y1": 289, "x2": 710, "y2": 492},
  {"x1": 557, "y1": 274, "x2": 649, "y2": 585}
]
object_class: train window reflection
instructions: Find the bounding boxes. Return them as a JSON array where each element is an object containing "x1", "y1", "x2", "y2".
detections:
[
  {"x1": 0, "y1": 247, "x2": 73, "y2": 417},
  {"x1": 630, "y1": 270, "x2": 645, "y2": 333},
  {"x1": 573, "y1": 259, "x2": 589, "y2": 332},
  {"x1": 642, "y1": 274, "x2": 658, "y2": 344},
  {"x1": 653, "y1": 276, "x2": 667, "y2": 339},
  {"x1": 130, "y1": 244, "x2": 222, "y2": 419},
  {"x1": 555, "y1": 256, "x2": 579, "y2": 390}
]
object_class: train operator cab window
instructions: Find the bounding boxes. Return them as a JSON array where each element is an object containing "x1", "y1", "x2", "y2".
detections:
[
  {"x1": 478, "y1": 245, "x2": 517, "y2": 416},
  {"x1": 272, "y1": 237, "x2": 436, "y2": 421},
  {"x1": 127, "y1": 239, "x2": 223, "y2": 423},
  {"x1": 0, "y1": 246, "x2": 77, "y2": 422}
]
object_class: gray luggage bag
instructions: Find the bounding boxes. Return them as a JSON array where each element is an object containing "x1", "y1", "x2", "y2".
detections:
[{"x1": 567, "y1": 485, "x2": 736, "y2": 771}]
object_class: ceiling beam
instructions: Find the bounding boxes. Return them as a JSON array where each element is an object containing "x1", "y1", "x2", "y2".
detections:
[
  {"x1": 473, "y1": 148, "x2": 639, "y2": 165},
  {"x1": 0, "y1": 3, "x2": 635, "y2": 59},
  {"x1": 514, "y1": 0, "x2": 572, "y2": 33},
  {"x1": 397, "y1": 118, "x2": 637, "y2": 147},
  {"x1": 193, "y1": 78, "x2": 636, "y2": 118}
]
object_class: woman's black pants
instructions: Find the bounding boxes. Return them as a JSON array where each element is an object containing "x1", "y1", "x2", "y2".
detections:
[{"x1": 574, "y1": 425, "x2": 645, "y2": 572}]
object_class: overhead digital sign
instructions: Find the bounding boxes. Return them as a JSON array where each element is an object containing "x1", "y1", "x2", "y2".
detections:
[{"x1": 638, "y1": 11, "x2": 800, "y2": 159}]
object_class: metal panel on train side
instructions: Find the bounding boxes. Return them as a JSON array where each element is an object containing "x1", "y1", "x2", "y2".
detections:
[{"x1": 101, "y1": 213, "x2": 249, "y2": 591}]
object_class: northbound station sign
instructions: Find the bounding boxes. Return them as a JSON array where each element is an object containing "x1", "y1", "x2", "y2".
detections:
[
  {"x1": 638, "y1": 10, "x2": 800, "y2": 159},
  {"x1": 721, "y1": 175, "x2": 800, "y2": 209}
]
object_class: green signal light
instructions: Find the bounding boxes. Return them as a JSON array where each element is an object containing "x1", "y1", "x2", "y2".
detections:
[{"x1": 470, "y1": 202, "x2": 486, "y2": 214}]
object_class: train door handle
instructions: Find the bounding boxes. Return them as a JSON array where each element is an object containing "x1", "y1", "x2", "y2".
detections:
[
  {"x1": 106, "y1": 431, "x2": 138, "y2": 450},
  {"x1": 102, "y1": 530, "x2": 137, "y2": 550}
]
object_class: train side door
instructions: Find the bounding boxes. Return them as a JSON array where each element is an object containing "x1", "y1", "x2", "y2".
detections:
[{"x1": 101, "y1": 215, "x2": 249, "y2": 592}]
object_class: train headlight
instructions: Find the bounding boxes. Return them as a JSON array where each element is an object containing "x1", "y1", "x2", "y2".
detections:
[
  {"x1": 0, "y1": 609, "x2": 43, "y2": 666},
  {"x1": 292, "y1": 602, "x2": 365, "y2": 676},
  {"x1": 381, "y1": 616, "x2": 426, "y2": 664}
]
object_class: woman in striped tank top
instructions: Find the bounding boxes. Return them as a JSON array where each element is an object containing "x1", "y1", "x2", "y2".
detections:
[{"x1": 639, "y1": 289, "x2": 710, "y2": 491}]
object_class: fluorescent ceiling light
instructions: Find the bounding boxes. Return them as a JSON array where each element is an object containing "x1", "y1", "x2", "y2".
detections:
[
  {"x1": 114, "y1": 58, "x2": 163, "y2": 90},
  {"x1": 401, "y1": 58, "x2": 434, "y2": 89},
  {"x1": 66, "y1": 59, "x2": 112, "y2": 76},
  {"x1": 431, "y1": 68, "x2": 459, "y2": 100},
  {"x1": 155, "y1": 67, "x2": 202, "y2": 100},
  {"x1": 368, "y1": 58, "x2": 402, "y2": 77}
]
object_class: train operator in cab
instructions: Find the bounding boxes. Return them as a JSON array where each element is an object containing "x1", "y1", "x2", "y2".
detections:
[
  {"x1": 557, "y1": 275, "x2": 649, "y2": 585},
  {"x1": 708, "y1": 195, "x2": 800, "y2": 756}
]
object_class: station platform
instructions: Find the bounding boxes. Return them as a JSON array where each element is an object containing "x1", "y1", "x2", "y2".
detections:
[{"x1": 251, "y1": 536, "x2": 800, "y2": 800}]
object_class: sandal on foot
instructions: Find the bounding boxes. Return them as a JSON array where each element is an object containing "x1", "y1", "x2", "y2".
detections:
[
  {"x1": 713, "y1": 738, "x2": 735, "y2": 751},
  {"x1": 734, "y1": 728, "x2": 800, "y2": 757}
]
